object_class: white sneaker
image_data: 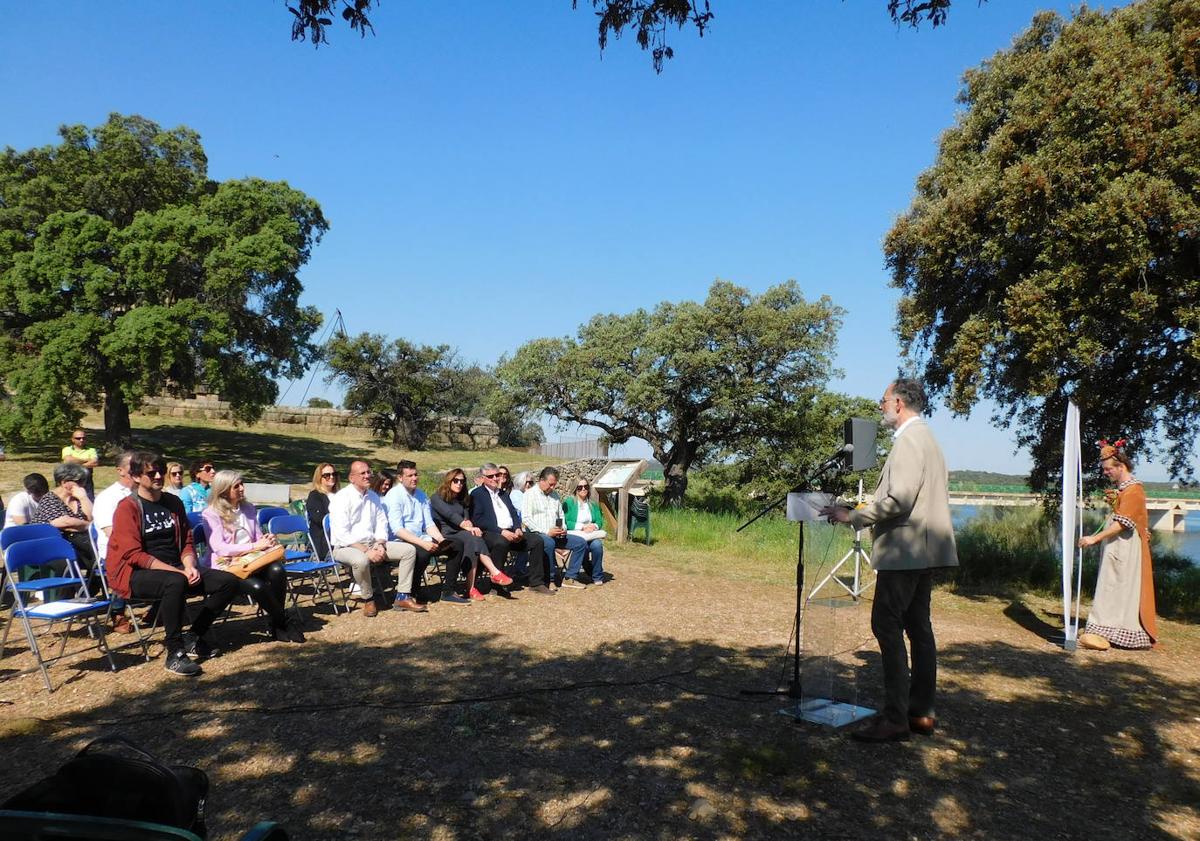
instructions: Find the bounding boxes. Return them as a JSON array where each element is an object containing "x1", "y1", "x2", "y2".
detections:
[{"x1": 346, "y1": 582, "x2": 362, "y2": 597}]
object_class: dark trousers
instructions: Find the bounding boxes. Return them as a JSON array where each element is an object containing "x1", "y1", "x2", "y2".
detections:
[
  {"x1": 423, "y1": 541, "x2": 466, "y2": 595},
  {"x1": 871, "y1": 569, "x2": 937, "y2": 726},
  {"x1": 129, "y1": 566, "x2": 240, "y2": 653},
  {"x1": 482, "y1": 531, "x2": 547, "y2": 586},
  {"x1": 238, "y1": 561, "x2": 288, "y2": 628}
]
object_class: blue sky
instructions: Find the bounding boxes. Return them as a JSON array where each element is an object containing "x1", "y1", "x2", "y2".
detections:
[{"x1": 7, "y1": 0, "x2": 1179, "y2": 477}]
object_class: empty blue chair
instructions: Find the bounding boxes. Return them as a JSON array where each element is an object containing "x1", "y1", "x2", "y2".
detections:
[
  {"x1": 268, "y1": 515, "x2": 344, "y2": 615},
  {"x1": 1, "y1": 523, "x2": 60, "y2": 551},
  {"x1": 256, "y1": 507, "x2": 288, "y2": 530},
  {"x1": 1, "y1": 536, "x2": 114, "y2": 691}
]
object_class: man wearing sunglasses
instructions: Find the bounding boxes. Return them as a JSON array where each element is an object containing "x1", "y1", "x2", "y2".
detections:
[
  {"x1": 61, "y1": 428, "x2": 99, "y2": 499},
  {"x1": 180, "y1": 459, "x2": 216, "y2": 514},
  {"x1": 107, "y1": 451, "x2": 240, "y2": 676},
  {"x1": 469, "y1": 462, "x2": 551, "y2": 595}
]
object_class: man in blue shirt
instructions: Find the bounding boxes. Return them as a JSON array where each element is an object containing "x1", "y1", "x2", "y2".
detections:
[{"x1": 385, "y1": 460, "x2": 469, "y2": 605}]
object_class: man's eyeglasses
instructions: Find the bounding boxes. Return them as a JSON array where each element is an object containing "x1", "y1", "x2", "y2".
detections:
[
  {"x1": 72, "y1": 437, "x2": 85, "y2": 442},
  {"x1": 144, "y1": 468, "x2": 165, "y2": 478},
  {"x1": 483, "y1": 472, "x2": 499, "y2": 479}
]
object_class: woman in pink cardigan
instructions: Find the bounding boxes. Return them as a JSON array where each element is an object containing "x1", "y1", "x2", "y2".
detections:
[{"x1": 202, "y1": 469, "x2": 304, "y2": 643}]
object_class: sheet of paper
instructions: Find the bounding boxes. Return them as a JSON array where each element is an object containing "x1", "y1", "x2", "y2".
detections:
[{"x1": 786, "y1": 492, "x2": 836, "y2": 522}]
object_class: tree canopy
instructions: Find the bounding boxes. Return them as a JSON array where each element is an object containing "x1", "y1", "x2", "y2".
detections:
[
  {"x1": 0, "y1": 114, "x2": 326, "y2": 445},
  {"x1": 884, "y1": 0, "x2": 1200, "y2": 492},
  {"x1": 495, "y1": 280, "x2": 849, "y2": 506},
  {"x1": 289, "y1": 1, "x2": 978, "y2": 70}
]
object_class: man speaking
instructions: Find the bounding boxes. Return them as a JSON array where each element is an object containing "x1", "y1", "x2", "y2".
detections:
[{"x1": 823, "y1": 377, "x2": 958, "y2": 742}]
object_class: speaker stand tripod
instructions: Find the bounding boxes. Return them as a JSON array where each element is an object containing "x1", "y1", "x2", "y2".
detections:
[{"x1": 809, "y1": 479, "x2": 874, "y2": 601}]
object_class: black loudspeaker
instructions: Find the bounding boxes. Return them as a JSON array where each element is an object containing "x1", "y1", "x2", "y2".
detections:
[{"x1": 843, "y1": 417, "x2": 879, "y2": 472}]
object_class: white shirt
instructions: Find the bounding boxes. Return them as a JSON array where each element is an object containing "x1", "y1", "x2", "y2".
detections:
[
  {"x1": 893, "y1": 416, "x2": 919, "y2": 440},
  {"x1": 92, "y1": 481, "x2": 133, "y2": 561},
  {"x1": 3, "y1": 491, "x2": 38, "y2": 529},
  {"x1": 329, "y1": 485, "x2": 389, "y2": 548},
  {"x1": 489, "y1": 487, "x2": 514, "y2": 530}
]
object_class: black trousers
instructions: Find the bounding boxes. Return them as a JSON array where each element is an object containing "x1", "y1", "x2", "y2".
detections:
[
  {"x1": 871, "y1": 569, "x2": 937, "y2": 726},
  {"x1": 129, "y1": 567, "x2": 239, "y2": 653},
  {"x1": 481, "y1": 531, "x2": 547, "y2": 586},
  {"x1": 237, "y1": 561, "x2": 288, "y2": 629},
  {"x1": 417, "y1": 541, "x2": 466, "y2": 595}
]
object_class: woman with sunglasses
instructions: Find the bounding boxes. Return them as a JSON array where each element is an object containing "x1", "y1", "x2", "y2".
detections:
[
  {"x1": 562, "y1": 478, "x2": 606, "y2": 584},
  {"x1": 163, "y1": 462, "x2": 186, "y2": 496},
  {"x1": 202, "y1": 469, "x2": 303, "y2": 642},
  {"x1": 307, "y1": 463, "x2": 339, "y2": 562},
  {"x1": 431, "y1": 468, "x2": 513, "y2": 598}
]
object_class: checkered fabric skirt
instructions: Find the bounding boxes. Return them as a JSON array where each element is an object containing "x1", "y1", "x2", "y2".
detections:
[{"x1": 1084, "y1": 621, "x2": 1152, "y2": 650}]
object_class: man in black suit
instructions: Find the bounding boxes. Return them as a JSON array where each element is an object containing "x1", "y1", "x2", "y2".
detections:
[{"x1": 469, "y1": 462, "x2": 552, "y2": 595}]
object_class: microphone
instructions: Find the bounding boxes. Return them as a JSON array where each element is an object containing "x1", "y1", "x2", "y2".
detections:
[{"x1": 816, "y1": 443, "x2": 853, "y2": 474}]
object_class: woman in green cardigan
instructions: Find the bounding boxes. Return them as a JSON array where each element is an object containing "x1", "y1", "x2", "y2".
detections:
[{"x1": 562, "y1": 479, "x2": 606, "y2": 584}]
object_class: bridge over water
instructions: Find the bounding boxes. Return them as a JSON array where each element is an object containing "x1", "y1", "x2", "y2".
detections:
[{"x1": 947, "y1": 491, "x2": 1200, "y2": 532}]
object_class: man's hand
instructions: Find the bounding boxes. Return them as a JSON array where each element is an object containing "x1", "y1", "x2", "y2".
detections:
[
  {"x1": 500, "y1": 529, "x2": 518, "y2": 542},
  {"x1": 422, "y1": 538, "x2": 439, "y2": 552},
  {"x1": 183, "y1": 565, "x2": 201, "y2": 585},
  {"x1": 368, "y1": 543, "x2": 387, "y2": 563},
  {"x1": 820, "y1": 505, "x2": 851, "y2": 525},
  {"x1": 549, "y1": 526, "x2": 566, "y2": 538}
]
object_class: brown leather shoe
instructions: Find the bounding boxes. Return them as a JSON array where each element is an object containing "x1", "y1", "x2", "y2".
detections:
[
  {"x1": 909, "y1": 715, "x2": 936, "y2": 735},
  {"x1": 394, "y1": 598, "x2": 429, "y2": 613},
  {"x1": 361, "y1": 600, "x2": 378, "y2": 618},
  {"x1": 529, "y1": 585, "x2": 556, "y2": 596},
  {"x1": 111, "y1": 614, "x2": 134, "y2": 635},
  {"x1": 850, "y1": 718, "x2": 911, "y2": 742}
]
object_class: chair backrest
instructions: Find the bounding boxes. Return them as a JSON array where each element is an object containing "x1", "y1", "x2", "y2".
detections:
[
  {"x1": 186, "y1": 511, "x2": 205, "y2": 530},
  {"x1": 192, "y1": 523, "x2": 210, "y2": 567},
  {"x1": 265, "y1": 514, "x2": 307, "y2": 537},
  {"x1": 1, "y1": 523, "x2": 60, "y2": 551},
  {"x1": 3, "y1": 536, "x2": 78, "y2": 575},
  {"x1": 322, "y1": 514, "x2": 332, "y2": 559},
  {"x1": 256, "y1": 506, "x2": 288, "y2": 529}
]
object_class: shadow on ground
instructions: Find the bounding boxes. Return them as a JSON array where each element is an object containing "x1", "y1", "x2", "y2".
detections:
[{"x1": 1, "y1": 612, "x2": 1197, "y2": 841}]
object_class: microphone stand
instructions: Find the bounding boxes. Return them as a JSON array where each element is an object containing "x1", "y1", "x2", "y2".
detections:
[{"x1": 737, "y1": 446, "x2": 849, "y2": 698}]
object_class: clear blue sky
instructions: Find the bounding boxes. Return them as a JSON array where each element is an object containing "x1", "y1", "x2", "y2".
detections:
[{"x1": 8, "y1": 0, "x2": 1180, "y2": 478}]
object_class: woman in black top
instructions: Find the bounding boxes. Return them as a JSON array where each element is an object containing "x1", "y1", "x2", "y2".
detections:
[
  {"x1": 430, "y1": 468, "x2": 512, "y2": 592},
  {"x1": 306, "y1": 462, "x2": 339, "y2": 561}
]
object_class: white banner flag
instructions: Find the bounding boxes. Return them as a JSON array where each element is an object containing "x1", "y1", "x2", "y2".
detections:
[{"x1": 1061, "y1": 401, "x2": 1082, "y2": 645}]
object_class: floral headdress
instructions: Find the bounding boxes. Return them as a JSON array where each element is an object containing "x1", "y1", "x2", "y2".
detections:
[{"x1": 1096, "y1": 437, "x2": 1127, "y2": 460}]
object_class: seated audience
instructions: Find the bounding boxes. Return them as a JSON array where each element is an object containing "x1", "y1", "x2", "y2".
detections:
[
  {"x1": 522, "y1": 467, "x2": 589, "y2": 589},
  {"x1": 179, "y1": 459, "x2": 215, "y2": 513},
  {"x1": 329, "y1": 460, "x2": 424, "y2": 617},
  {"x1": 203, "y1": 469, "x2": 304, "y2": 643},
  {"x1": 107, "y1": 451, "x2": 240, "y2": 676},
  {"x1": 33, "y1": 463, "x2": 96, "y2": 575},
  {"x1": 469, "y1": 462, "x2": 550, "y2": 595},
  {"x1": 307, "y1": 462, "x2": 339, "y2": 561},
  {"x1": 93, "y1": 451, "x2": 136, "y2": 633},
  {"x1": 430, "y1": 468, "x2": 510, "y2": 597},
  {"x1": 61, "y1": 428, "x2": 98, "y2": 498},
  {"x1": 4, "y1": 473, "x2": 49, "y2": 528},
  {"x1": 163, "y1": 462, "x2": 186, "y2": 496},
  {"x1": 385, "y1": 460, "x2": 470, "y2": 604},
  {"x1": 508, "y1": 471, "x2": 534, "y2": 514},
  {"x1": 563, "y1": 478, "x2": 607, "y2": 584}
]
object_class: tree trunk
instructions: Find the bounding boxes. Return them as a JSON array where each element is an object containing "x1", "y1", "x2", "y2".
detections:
[
  {"x1": 657, "y1": 441, "x2": 693, "y2": 507},
  {"x1": 103, "y1": 389, "x2": 133, "y2": 447}
]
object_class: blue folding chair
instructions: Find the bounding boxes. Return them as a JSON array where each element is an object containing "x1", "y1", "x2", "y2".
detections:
[
  {"x1": 87, "y1": 524, "x2": 151, "y2": 662},
  {"x1": 1, "y1": 523, "x2": 62, "y2": 598},
  {"x1": 0, "y1": 536, "x2": 115, "y2": 692},
  {"x1": 267, "y1": 515, "x2": 345, "y2": 616},
  {"x1": 185, "y1": 511, "x2": 205, "y2": 531},
  {"x1": 256, "y1": 507, "x2": 288, "y2": 531}
]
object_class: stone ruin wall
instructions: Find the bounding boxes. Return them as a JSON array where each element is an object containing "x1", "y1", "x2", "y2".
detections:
[{"x1": 140, "y1": 396, "x2": 500, "y2": 450}]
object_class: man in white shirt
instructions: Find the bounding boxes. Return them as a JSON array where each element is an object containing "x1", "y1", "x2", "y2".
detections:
[
  {"x1": 329, "y1": 460, "x2": 424, "y2": 617},
  {"x1": 93, "y1": 451, "x2": 136, "y2": 634},
  {"x1": 3, "y1": 473, "x2": 48, "y2": 529},
  {"x1": 521, "y1": 467, "x2": 589, "y2": 589}
]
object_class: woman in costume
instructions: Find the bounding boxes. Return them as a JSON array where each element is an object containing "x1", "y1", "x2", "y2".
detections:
[
  {"x1": 1077, "y1": 439, "x2": 1158, "y2": 650},
  {"x1": 202, "y1": 469, "x2": 302, "y2": 642}
]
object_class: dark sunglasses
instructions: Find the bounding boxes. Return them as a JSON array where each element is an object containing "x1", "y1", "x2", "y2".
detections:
[
  {"x1": 577, "y1": 484, "x2": 589, "y2": 489},
  {"x1": 169, "y1": 470, "x2": 183, "y2": 476},
  {"x1": 321, "y1": 471, "x2": 337, "y2": 479},
  {"x1": 144, "y1": 468, "x2": 166, "y2": 478},
  {"x1": 450, "y1": 477, "x2": 465, "y2": 483},
  {"x1": 483, "y1": 472, "x2": 499, "y2": 479}
]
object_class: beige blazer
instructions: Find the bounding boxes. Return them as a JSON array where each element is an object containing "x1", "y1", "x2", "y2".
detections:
[{"x1": 848, "y1": 418, "x2": 958, "y2": 571}]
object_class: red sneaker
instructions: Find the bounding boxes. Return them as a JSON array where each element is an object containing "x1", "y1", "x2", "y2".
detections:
[
  {"x1": 469, "y1": 587, "x2": 486, "y2": 601},
  {"x1": 490, "y1": 571, "x2": 513, "y2": 586}
]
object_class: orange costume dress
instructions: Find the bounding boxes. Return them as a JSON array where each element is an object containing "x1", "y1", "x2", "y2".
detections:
[{"x1": 1084, "y1": 478, "x2": 1159, "y2": 649}]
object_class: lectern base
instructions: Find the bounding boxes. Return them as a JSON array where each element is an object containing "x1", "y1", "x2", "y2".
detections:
[{"x1": 779, "y1": 698, "x2": 875, "y2": 728}]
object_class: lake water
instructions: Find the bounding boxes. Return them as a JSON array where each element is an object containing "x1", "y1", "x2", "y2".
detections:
[{"x1": 952, "y1": 505, "x2": 1200, "y2": 565}]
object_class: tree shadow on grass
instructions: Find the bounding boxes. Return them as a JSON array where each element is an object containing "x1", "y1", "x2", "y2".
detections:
[
  {"x1": 0, "y1": 618, "x2": 1197, "y2": 840},
  {"x1": 131, "y1": 425, "x2": 363, "y2": 484}
]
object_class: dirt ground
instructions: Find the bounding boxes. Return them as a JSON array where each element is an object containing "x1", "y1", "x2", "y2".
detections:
[{"x1": 1, "y1": 547, "x2": 1197, "y2": 841}]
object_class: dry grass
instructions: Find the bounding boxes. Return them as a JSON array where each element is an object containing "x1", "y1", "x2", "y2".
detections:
[{"x1": 1, "y1": 544, "x2": 1197, "y2": 841}]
